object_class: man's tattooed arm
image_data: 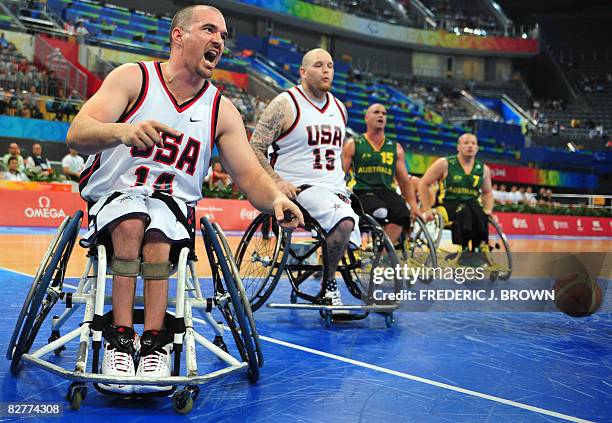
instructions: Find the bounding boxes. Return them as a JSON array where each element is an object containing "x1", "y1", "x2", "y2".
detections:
[{"x1": 250, "y1": 96, "x2": 290, "y2": 181}]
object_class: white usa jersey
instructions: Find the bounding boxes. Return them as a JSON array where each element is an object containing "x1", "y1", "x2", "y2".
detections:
[
  {"x1": 269, "y1": 85, "x2": 347, "y2": 191},
  {"x1": 80, "y1": 61, "x2": 221, "y2": 205}
]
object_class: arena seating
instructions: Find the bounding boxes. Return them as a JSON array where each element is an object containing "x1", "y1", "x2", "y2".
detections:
[{"x1": 420, "y1": 0, "x2": 501, "y2": 36}]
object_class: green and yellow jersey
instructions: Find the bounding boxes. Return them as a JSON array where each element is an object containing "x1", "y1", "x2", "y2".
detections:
[
  {"x1": 351, "y1": 134, "x2": 396, "y2": 191},
  {"x1": 438, "y1": 155, "x2": 484, "y2": 203}
]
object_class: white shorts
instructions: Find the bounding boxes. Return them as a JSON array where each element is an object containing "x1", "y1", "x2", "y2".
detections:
[
  {"x1": 80, "y1": 187, "x2": 193, "y2": 248},
  {"x1": 295, "y1": 185, "x2": 361, "y2": 247}
]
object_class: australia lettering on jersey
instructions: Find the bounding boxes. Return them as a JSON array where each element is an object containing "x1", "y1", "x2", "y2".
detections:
[{"x1": 306, "y1": 124, "x2": 343, "y2": 147}]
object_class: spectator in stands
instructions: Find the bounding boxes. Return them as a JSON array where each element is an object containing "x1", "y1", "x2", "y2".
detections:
[
  {"x1": 9, "y1": 90, "x2": 24, "y2": 116},
  {"x1": 492, "y1": 183, "x2": 504, "y2": 204},
  {"x1": 524, "y1": 186, "x2": 537, "y2": 205},
  {"x1": 0, "y1": 90, "x2": 8, "y2": 115},
  {"x1": 25, "y1": 85, "x2": 42, "y2": 118},
  {"x1": 495, "y1": 184, "x2": 509, "y2": 204},
  {"x1": 507, "y1": 185, "x2": 522, "y2": 204},
  {"x1": 208, "y1": 161, "x2": 231, "y2": 190},
  {"x1": 3, "y1": 156, "x2": 29, "y2": 181},
  {"x1": 2, "y1": 142, "x2": 24, "y2": 171},
  {"x1": 26, "y1": 143, "x2": 53, "y2": 175},
  {"x1": 75, "y1": 21, "x2": 88, "y2": 36},
  {"x1": 0, "y1": 32, "x2": 8, "y2": 49},
  {"x1": 61, "y1": 148, "x2": 84, "y2": 182},
  {"x1": 66, "y1": 89, "x2": 82, "y2": 118},
  {"x1": 64, "y1": 19, "x2": 76, "y2": 35}
]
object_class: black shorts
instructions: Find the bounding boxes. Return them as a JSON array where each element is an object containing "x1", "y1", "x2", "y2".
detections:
[
  {"x1": 354, "y1": 189, "x2": 411, "y2": 228},
  {"x1": 439, "y1": 199, "x2": 488, "y2": 248}
]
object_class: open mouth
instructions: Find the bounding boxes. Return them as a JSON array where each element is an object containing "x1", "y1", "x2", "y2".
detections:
[{"x1": 204, "y1": 50, "x2": 218, "y2": 63}]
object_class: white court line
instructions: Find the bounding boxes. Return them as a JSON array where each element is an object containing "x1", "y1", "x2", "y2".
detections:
[
  {"x1": 257, "y1": 335, "x2": 593, "y2": 423},
  {"x1": 0, "y1": 267, "x2": 593, "y2": 422}
]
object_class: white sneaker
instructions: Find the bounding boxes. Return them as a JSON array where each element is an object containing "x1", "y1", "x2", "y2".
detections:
[
  {"x1": 134, "y1": 331, "x2": 173, "y2": 394},
  {"x1": 100, "y1": 326, "x2": 139, "y2": 394},
  {"x1": 324, "y1": 279, "x2": 343, "y2": 306}
]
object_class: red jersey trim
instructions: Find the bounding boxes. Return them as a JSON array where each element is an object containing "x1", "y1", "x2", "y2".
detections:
[
  {"x1": 154, "y1": 61, "x2": 210, "y2": 113},
  {"x1": 295, "y1": 86, "x2": 330, "y2": 114},
  {"x1": 210, "y1": 90, "x2": 222, "y2": 153},
  {"x1": 275, "y1": 89, "x2": 301, "y2": 142},
  {"x1": 117, "y1": 62, "x2": 149, "y2": 123}
]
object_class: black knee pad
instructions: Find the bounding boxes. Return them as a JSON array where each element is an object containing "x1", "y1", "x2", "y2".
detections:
[
  {"x1": 140, "y1": 329, "x2": 173, "y2": 356},
  {"x1": 102, "y1": 325, "x2": 137, "y2": 354}
]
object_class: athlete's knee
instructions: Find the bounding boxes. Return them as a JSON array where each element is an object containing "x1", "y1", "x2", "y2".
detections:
[
  {"x1": 372, "y1": 207, "x2": 388, "y2": 220},
  {"x1": 142, "y1": 232, "x2": 172, "y2": 264},
  {"x1": 333, "y1": 218, "x2": 355, "y2": 237},
  {"x1": 111, "y1": 217, "x2": 147, "y2": 259}
]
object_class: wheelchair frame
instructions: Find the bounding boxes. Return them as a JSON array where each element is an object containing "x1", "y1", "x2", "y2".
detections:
[
  {"x1": 236, "y1": 212, "x2": 401, "y2": 328},
  {"x1": 7, "y1": 212, "x2": 262, "y2": 414},
  {"x1": 433, "y1": 210, "x2": 513, "y2": 281}
]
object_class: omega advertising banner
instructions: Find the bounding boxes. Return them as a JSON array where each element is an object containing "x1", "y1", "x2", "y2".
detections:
[
  {"x1": 1, "y1": 190, "x2": 608, "y2": 236},
  {"x1": 0, "y1": 190, "x2": 260, "y2": 231}
]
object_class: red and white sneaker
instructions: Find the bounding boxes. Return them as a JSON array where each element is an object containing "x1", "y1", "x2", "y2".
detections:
[
  {"x1": 134, "y1": 330, "x2": 173, "y2": 394},
  {"x1": 100, "y1": 325, "x2": 139, "y2": 394}
]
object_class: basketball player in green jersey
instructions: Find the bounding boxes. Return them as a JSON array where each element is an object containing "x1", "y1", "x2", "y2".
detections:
[
  {"x1": 342, "y1": 103, "x2": 417, "y2": 244},
  {"x1": 418, "y1": 133, "x2": 494, "y2": 264}
]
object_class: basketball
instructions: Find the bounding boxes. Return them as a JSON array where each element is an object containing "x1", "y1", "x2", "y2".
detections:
[{"x1": 554, "y1": 272, "x2": 603, "y2": 317}]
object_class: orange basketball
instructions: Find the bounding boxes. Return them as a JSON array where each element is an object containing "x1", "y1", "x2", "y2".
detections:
[{"x1": 554, "y1": 273, "x2": 603, "y2": 317}]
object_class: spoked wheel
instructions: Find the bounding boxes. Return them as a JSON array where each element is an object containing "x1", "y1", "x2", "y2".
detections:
[
  {"x1": 485, "y1": 216, "x2": 512, "y2": 280},
  {"x1": 8, "y1": 211, "x2": 83, "y2": 375},
  {"x1": 235, "y1": 213, "x2": 290, "y2": 311},
  {"x1": 401, "y1": 216, "x2": 438, "y2": 283},
  {"x1": 201, "y1": 218, "x2": 263, "y2": 383},
  {"x1": 347, "y1": 215, "x2": 401, "y2": 306}
]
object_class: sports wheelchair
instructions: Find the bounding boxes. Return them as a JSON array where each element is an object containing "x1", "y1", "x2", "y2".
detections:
[
  {"x1": 396, "y1": 215, "x2": 438, "y2": 283},
  {"x1": 7, "y1": 211, "x2": 262, "y2": 414},
  {"x1": 235, "y1": 200, "x2": 402, "y2": 328},
  {"x1": 431, "y1": 207, "x2": 513, "y2": 281}
]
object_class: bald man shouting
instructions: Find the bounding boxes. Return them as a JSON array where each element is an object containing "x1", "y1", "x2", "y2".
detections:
[
  {"x1": 251, "y1": 48, "x2": 358, "y2": 306},
  {"x1": 342, "y1": 103, "x2": 416, "y2": 244}
]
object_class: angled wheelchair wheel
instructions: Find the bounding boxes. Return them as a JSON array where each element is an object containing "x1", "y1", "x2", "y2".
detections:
[
  {"x1": 235, "y1": 213, "x2": 289, "y2": 311},
  {"x1": 201, "y1": 218, "x2": 262, "y2": 383},
  {"x1": 486, "y1": 216, "x2": 512, "y2": 280},
  {"x1": 346, "y1": 215, "x2": 401, "y2": 305},
  {"x1": 401, "y1": 216, "x2": 438, "y2": 283},
  {"x1": 9, "y1": 211, "x2": 83, "y2": 375},
  {"x1": 432, "y1": 211, "x2": 445, "y2": 249}
]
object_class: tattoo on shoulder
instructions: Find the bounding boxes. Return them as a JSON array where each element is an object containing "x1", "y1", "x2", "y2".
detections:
[
  {"x1": 249, "y1": 97, "x2": 288, "y2": 179},
  {"x1": 251, "y1": 97, "x2": 287, "y2": 151}
]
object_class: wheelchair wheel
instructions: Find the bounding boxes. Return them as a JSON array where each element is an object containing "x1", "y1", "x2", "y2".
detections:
[
  {"x1": 346, "y1": 215, "x2": 400, "y2": 305},
  {"x1": 486, "y1": 216, "x2": 512, "y2": 280},
  {"x1": 401, "y1": 216, "x2": 438, "y2": 283},
  {"x1": 9, "y1": 211, "x2": 83, "y2": 375},
  {"x1": 201, "y1": 218, "x2": 262, "y2": 383},
  {"x1": 235, "y1": 213, "x2": 289, "y2": 311}
]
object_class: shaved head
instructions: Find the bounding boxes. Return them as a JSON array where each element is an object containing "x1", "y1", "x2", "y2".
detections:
[
  {"x1": 301, "y1": 48, "x2": 332, "y2": 69},
  {"x1": 170, "y1": 5, "x2": 222, "y2": 47},
  {"x1": 366, "y1": 103, "x2": 385, "y2": 116},
  {"x1": 364, "y1": 103, "x2": 387, "y2": 132},
  {"x1": 458, "y1": 133, "x2": 477, "y2": 144},
  {"x1": 457, "y1": 132, "x2": 478, "y2": 158}
]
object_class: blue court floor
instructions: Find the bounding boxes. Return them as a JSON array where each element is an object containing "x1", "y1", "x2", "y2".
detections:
[{"x1": 1, "y1": 265, "x2": 611, "y2": 423}]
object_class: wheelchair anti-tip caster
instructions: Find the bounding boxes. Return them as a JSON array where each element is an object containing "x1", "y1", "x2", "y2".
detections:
[
  {"x1": 66, "y1": 382, "x2": 87, "y2": 411},
  {"x1": 172, "y1": 387, "x2": 197, "y2": 415},
  {"x1": 490, "y1": 271, "x2": 498, "y2": 282},
  {"x1": 48, "y1": 327, "x2": 65, "y2": 356},
  {"x1": 384, "y1": 313, "x2": 394, "y2": 328}
]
